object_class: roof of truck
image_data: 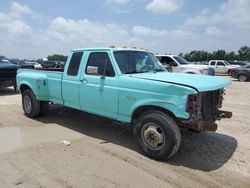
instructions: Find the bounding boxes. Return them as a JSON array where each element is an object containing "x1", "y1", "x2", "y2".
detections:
[{"x1": 71, "y1": 47, "x2": 148, "y2": 52}]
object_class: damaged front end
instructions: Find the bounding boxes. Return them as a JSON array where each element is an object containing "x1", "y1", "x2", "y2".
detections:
[{"x1": 181, "y1": 89, "x2": 232, "y2": 132}]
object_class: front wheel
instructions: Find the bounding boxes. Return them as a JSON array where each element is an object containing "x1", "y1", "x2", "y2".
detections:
[
  {"x1": 239, "y1": 74, "x2": 248, "y2": 82},
  {"x1": 133, "y1": 111, "x2": 181, "y2": 160},
  {"x1": 22, "y1": 89, "x2": 41, "y2": 118}
]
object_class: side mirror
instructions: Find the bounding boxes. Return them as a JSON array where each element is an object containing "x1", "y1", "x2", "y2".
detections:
[{"x1": 87, "y1": 66, "x2": 99, "y2": 75}]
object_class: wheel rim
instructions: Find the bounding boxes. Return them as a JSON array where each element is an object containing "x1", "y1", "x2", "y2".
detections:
[
  {"x1": 23, "y1": 95, "x2": 32, "y2": 114},
  {"x1": 239, "y1": 75, "x2": 247, "y2": 82},
  {"x1": 141, "y1": 123, "x2": 165, "y2": 150}
]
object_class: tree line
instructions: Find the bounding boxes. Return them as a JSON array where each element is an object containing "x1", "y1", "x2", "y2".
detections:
[
  {"x1": 179, "y1": 46, "x2": 250, "y2": 62},
  {"x1": 46, "y1": 46, "x2": 250, "y2": 63}
]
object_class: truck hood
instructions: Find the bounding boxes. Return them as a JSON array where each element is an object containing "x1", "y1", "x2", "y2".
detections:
[{"x1": 131, "y1": 72, "x2": 231, "y2": 92}]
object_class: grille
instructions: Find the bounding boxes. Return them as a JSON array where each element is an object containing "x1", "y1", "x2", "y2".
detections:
[{"x1": 201, "y1": 90, "x2": 219, "y2": 122}]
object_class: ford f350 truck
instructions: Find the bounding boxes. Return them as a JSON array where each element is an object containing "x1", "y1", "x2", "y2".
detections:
[{"x1": 17, "y1": 48, "x2": 232, "y2": 160}]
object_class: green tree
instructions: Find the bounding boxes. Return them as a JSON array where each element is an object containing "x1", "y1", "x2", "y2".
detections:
[{"x1": 47, "y1": 54, "x2": 67, "y2": 62}]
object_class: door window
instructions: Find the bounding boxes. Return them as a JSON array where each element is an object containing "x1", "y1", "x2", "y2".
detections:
[
  {"x1": 210, "y1": 61, "x2": 216, "y2": 66},
  {"x1": 217, "y1": 61, "x2": 225, "y2": 66},
  {"x1": 86, "y1": 52, "x2": 115, "y2": 77}
]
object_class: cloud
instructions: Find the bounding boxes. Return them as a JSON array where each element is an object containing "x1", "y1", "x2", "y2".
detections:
[
  {"x1": 205, "y1": 26, "x2": 223, "y2": 36},
  {"x1": 0, "y1": 12, "x2": 32, "y2": 34},
  {"x1": 185, "y1": 0, "x2": 250, "y2": 29},
  {"x1": 132, "y1": 25, "x2": 191, "y2": 37},
  {"x1": 146, "y1": 0, "x2": 183, "y2": 14},
  {"x1": 10, "y1": 1, "x2": 33, "y2": 17}
]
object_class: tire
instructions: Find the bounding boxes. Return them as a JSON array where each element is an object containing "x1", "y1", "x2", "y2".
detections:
[
  {"x1": 133, "y1": 110, "x2": 181, "y2": 160},
  {"x1": 227, "y1": 70, "x2": 232, "y2": 76},
  {"x1": 22, "y1": 89, "x2": 41, "y2": 118},
  {"x1": 40, "y1": 101, "x2": 49, "y2": 116},
  {"x1": 238, "y1": 74, "x2": 248, "y2": 82}
]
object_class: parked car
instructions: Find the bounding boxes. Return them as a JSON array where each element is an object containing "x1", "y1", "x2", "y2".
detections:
[
  {"x1": 40, "y1": 60, "x2": 64, "y2": 69},
  {"x1": 208, "y1": 60, "x2": 240, "y2": 75},
  {"x1": 10, "y1": 59, "x2": 35, "y2": 69},
  {"x1": 228, "y1": 61, "x2": 247, "y2": 66},
  {"x1": 17, "y1": 48, "x2": 232, "y2": 160},
  {"x1": 26, "y1": 61, "x2": 43, "y2": 69},
  {"x1": 156, "y1": 55, "x2": 215, "y2": 75},
  {"x1": 0, "y1": 56, "x2": 18, "y2": 90},
  {"x1": 230, "y1": 64, "x2": 250, "y2": 82}
]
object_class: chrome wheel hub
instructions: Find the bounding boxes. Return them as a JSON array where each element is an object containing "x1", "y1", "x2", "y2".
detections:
[{"x1": 142, "y1": 123, "x2": 165, "y2": 150}]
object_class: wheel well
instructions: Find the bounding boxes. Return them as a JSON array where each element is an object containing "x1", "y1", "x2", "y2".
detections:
[
  {"x1": 131, "y1": 106, "x2": 177, "y2": 122},
  {"x1": 20, "y1": 84, "x2": 31, "y2": 93}
]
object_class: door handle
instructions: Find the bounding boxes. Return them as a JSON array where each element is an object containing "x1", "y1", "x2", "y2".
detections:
[
  {"x1": 80, "y1": 79, "x2": 88, "y2": 84},
  {"x1": 99, "y1": 87, "x2": 103, "y2": 92}
]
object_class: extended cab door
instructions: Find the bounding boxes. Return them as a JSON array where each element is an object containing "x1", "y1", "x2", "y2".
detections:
[
  {"x1": 79, "y1": 52, "x2": 119, "y2": 119},
  {"x1": 209, "y1": 61, "x2": 217, "y2": 73},
  {"x1": 62, "y1": 51, "x2": 83, "y2": 109},
  {"x1": 216, "y1": 61, "x2": 227, "y2": 74}
]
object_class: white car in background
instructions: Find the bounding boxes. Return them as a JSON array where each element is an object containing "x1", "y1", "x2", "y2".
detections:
[
  {"x1": 208, "y1": 60, "x2": 240, "y2": 75},
  {"x1": 27, "y1": 61, "x2": 42, "y2": 69},
  {"x1": 156, "y1": 55, "x2": 215, "y2": 75}
]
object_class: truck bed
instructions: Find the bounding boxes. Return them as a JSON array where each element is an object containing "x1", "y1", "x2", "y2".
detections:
[{"x1": 17, "y1": 69, "x2": 64, "y2": 104}]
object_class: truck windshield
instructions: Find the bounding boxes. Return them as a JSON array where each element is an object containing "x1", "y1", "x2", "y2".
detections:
[
  {"x1": 114, "y1": 50, "x2": 165, "y2": 74},
  {"x1": 173, "y1": 56, "x2": 190, "y2": 65}
]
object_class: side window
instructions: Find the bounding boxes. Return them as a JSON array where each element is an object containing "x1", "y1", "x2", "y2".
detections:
[
  {"x1": 67, "y1": 52, "x2": 83, "y2": 76},
  {"x1": 210, "y1": 61, "x2": 216, "y2": 66},
  {"x1": 160, "y1": 57, "x2": 173, "y2": 65},
  {"x1": 217, "y1": 61, "x2": 225, "y2": 66},
  {"x1": 86, "y1": 52, "x2": 115, "y2": 77}
]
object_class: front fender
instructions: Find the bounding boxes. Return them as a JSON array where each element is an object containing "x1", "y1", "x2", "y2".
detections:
[{"x1": 129, "y1": 97, "x2": 190, "y2": 121}]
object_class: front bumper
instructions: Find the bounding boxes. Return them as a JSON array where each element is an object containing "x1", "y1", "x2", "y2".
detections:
[{"x1": 185, "y1": 110, "x2": 232, "y2": 132}]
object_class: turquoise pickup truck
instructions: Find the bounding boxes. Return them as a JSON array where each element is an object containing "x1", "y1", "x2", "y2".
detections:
[{"x1": 17, "y1": 48, "x2": 232, "y2": 160}]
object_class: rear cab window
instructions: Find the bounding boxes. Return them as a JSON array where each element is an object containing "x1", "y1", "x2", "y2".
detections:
[{"x1": 67, "y1": 52, "x2": 83, "y2": 76}]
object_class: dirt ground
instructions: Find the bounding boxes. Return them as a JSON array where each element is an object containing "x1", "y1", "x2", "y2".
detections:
[{"x1": 0, "y1": 76, "x2": 249, "y2": 188}]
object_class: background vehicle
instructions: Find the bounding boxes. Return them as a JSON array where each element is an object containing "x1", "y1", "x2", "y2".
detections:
[
  {"x1": 10, "y1": 59, "x2": 37, "y2": 69},
  {"x1": 208, "y1": 60, "x2": 240, "y2": 75},
  {"x1": 231, "y1": 64, "x2": 250, "y2": 82},
  {"x1": 40, "y1": 60, "x2": 64, "y2": 69},
  {"x1": 156, "y1": 55, "x2": 215, "y2": 75},
  {"x1": 228, "y1": 60, "x2": 247, "y2": 66},
  {"x1": 0, "y1": 56, "x2": 18, "y2": 90},
  {"x1": 26, "y1": 61, "x2": 43, "y2": 69},
  {"x1": 17, "y1": 48, "x2": 232, "y2": 160}
]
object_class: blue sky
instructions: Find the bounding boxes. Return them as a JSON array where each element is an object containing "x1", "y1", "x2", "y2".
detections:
[{"x1": 0, "y1": 0, "x2": 249, "y2": 58}]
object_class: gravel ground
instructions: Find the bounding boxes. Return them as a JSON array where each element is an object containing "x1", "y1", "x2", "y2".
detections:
[{"x1": 0, "y1": 76, "x2": 249, "y2": 188}]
